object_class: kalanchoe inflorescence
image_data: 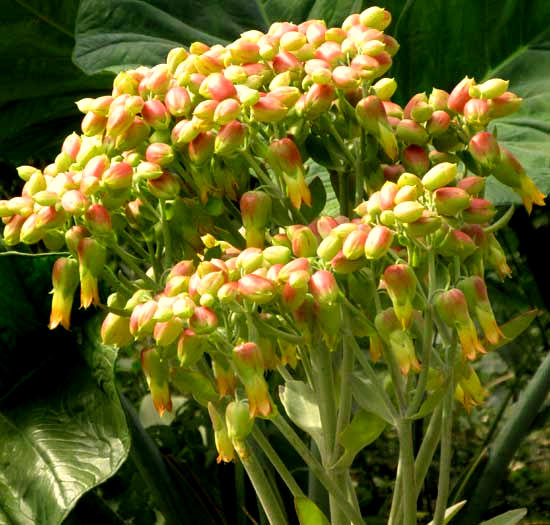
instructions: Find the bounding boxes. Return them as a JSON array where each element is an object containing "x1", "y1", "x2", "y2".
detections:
[{"x1": 1, "y1": 6, "x2": 545, "y2": 485}]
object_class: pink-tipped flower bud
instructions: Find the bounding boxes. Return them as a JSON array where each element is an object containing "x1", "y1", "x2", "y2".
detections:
[
  {"x1": 463, "y1": 98, "x2": 490, "y2": 126},
  {"x1": 469, "y1": 131, "x2": 500, "y2": 169},
  {"x1": 171, "y1": 119, "x2": 200, "y2": 145},
  {"x1": 383, "y1": 264, "x2": 416, "y2": 328},
  {"x1": 359, "y1": 6, "x2": 392, "y2": 30},
  {"x1": 365, "y1": 225, "x2": 394, "y2": 259},
  {"x1": 290, "y1": 226, "x2": 318, "y2": 258},
  {"x1": 142, "y1": 99, "x2": 171, "y2": 129},
  {"x1": 213, "y1": 98, "x2": 241, "y2": 125},
  {"x1": 85, "y1": 203, "x2": 112, "y2": 235},
  {"x1": 434, "y1": 187, "x2": 471, "y2": 216},
  {"x1": 402, "y1": 145, "x2": 430, "y2": 176},
  {"x1": 238, "y1": 274, "x2": 276, "y2": 304},
  {"x1": 426, "y1": 110, "x2": 451, "y2": 136},
  {"x1": 199, "y1": 72, "x2": 237, "y2": 100},
  {"x1": 469, "y1": 78, "x2": 509, "y2": 100},
  {"x1": 422, "y1": 162, "x2": 457, "y2": 191},
  {"x1": 317, "y1": 233, "x2": 343, "y2": 262},
  {"x1": 189, "y1": 306, "x2": 218, "y2": 334},
  {"x1": 189, "y1": 131, "x2": 215, "y2": 165},
  {"x1": 342, "y1": 229, "x2": 368, "y2": 260},
  {"x1": 462, "y1": 198, "x2": 496, "y2": 224},
  {"x1": 309, "y1": 270, "x2": 339, "y2": 305},
  {"x1": 164, "y1": 86, "x2": 192, "y2": 117},
  {"x1": 81, "y1": 112, "x2": 107, "y2": 136},
  {"x1": 394, "y1": 201, "x2": 425, "y2": 223},
  {"x1": 240, "y1": 190, "x2": 271, "y2": 248},
  {"x1": 263, "y1": 245, "x2": 291, "y2": 265},
  {"x1": 146, "y1": 142, "x2": 175, "y2": 167},
  {"x1": 375, "y1": 308, "x2": 420, "y2": 374},
  {"x1": 215, "y1": 120, "x2": 246, "y2": 156},
  {"x1": 429, "y1": 88, "x2": 449, "y2": 110},
  {"x1": 436, "y1": 227, "x2": 477, "y2": 260},
  {"x1": 252, "y1": 95, "x2": 288, "y2": 123},
  {"x1": 355, "y1": 95, "x2": 388, "y2": 136},
  {"x1": 458, "y1": 176, "x2": 486, "y2": 196},
  {"x1": 488, "y1": 91, "x2": 522, "y2": 118},
  {"x1": 448, "y1": 76, "x2": 474, "y2": 113},
  {"x1": 396, "y1": 119, "x2": 429, "y2": 145},
  {"x1": 316, "y1": 215, "x2": 338, "y2": 238},
  {"x1": 403, "y1": 93, "x2": 433, "y2": 123},
  {"x1": 61, "y1": 189, "x2": 90, "y2": 216},
  {"x1": 267, "y1": 138, "x2": 311, "y2": 209}
]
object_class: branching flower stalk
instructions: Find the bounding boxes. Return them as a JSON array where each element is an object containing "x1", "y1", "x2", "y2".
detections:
[{"x1": 1, "y1": 5, "x2": 545, "y2": 525}]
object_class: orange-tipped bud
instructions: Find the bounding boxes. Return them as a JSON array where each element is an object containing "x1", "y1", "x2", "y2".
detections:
[
  {"x1": 200, "y1": 72, "x2": 237, "y2": 100},
  {"x1": 49, "y1": 257, "x2": 79, "y2": 330},
  {"x1": 383, "y1": 264, "x2": 416, "y2": 328},
  {"x1": 77, "y1": 238, "x2": 106, "y2": 308},
  {"x1": 458, "y1": 276, "x2": 504, "y2": 345},
  {"x1": 141, "y1": 348, "x2": 172, "y2": 416},
  {"x1": 208, "y1": 403, "x2": 235, "y2": 463},
  {"x1": 426, "y1": 110, "x2": 451, "y2": 136},
  {"x1": 434, "y1": 289, "x2": 486, "y2": 360},
  {"x1": 103, "y1": 161, "x2": 133, "y2": 190}
]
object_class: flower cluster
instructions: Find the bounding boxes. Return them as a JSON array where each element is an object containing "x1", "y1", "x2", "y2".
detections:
[{"x1": 0, "y1": 5, "x2": 545, "y2": 464}]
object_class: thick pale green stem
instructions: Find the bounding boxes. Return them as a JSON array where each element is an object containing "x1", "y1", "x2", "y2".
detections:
[
  {"x1": 398, "y1": 420, "x2": 417, "y2": 525},
  {"x1": 310, "y1": 341, "x2": 347, "y2": 525},
  {"x1": 251, "y1": 426, "x2": 304, "y2": 498},
  {"x1": 432, "y1": 342, "x2": 457, "y2": 525},
  {"x1": 272, "y1": 414, "x2": 365, "y2": 525},
  {"x1": 240, "y1": 445, "x2": 287, "y2": 525}
]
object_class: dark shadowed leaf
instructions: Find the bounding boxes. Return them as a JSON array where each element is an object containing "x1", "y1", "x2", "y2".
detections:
[
  {"x1": 0, "y1": 253, "x2": 129, "y2": 525},
  {"x1": 0, "y1": 0, "x2": 112, "y2": 165}
]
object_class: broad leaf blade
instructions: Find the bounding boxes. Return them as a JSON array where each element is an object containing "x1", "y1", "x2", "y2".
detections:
[
  {"x1": 294, "y1": 496, "x2": 330, "y2": 525},
  {"x1": 279, "y1": 380, "x2": 322, "y2": 450},
  {"x1": 0, "y1": 253, "x2": 129, "y2": 525},
  {"x1": 480, "y1": 508, "x2": 527, "y2": 525},
  {"x1": 0, "y1": 0, "x2": 112, "y2": 165},
  {"x1": 426, "y1": 500, "x2": 467, "y2": 525},
  {"x1": 334, "y1": 409, "x2": 386, "y2": 468},
  {"x1": 484, "y1": 309, "x2": 538, "y2": 352},
  {"x1": 73, "y1": 0, "x2": 270, "y2": 74}
]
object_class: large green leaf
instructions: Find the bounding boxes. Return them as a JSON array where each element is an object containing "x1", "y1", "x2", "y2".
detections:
[
  {"x1": 73, "y1": 0, "x2": 270, "y2": 74},
  {"x1": 0, "y1": 0, "x2": 112, "y2": 165},
  {"x1": 0, "y1": 253, "x2": 129, "y2": 525}
]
